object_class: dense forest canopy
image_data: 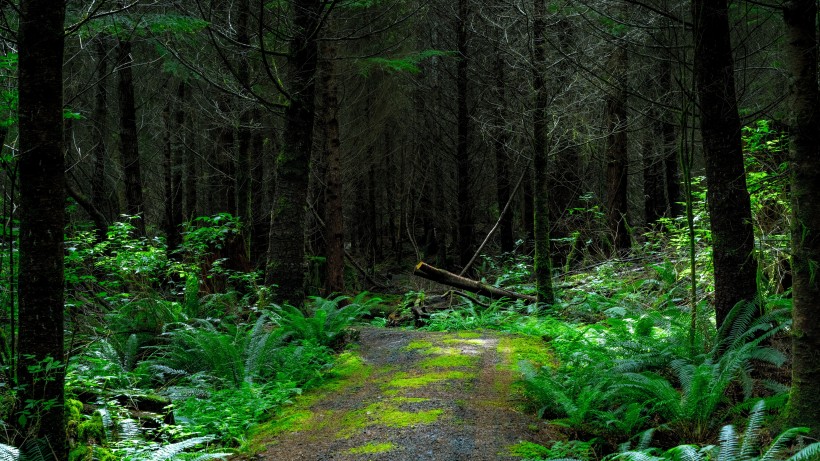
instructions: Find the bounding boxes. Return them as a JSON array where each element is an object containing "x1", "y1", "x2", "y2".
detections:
[{"x1": 1, "y1": 0, "x2": 819, "y2": 460}]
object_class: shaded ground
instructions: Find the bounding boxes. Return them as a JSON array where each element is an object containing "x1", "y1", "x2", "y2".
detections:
[{"x1": 245, "y1": 327, "x2": 555, "y2": 460}]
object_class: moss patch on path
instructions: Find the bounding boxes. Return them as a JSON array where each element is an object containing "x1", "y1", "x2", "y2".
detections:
[{"x1": 245, "y1": 327, "x2": 555, "y2": 460}]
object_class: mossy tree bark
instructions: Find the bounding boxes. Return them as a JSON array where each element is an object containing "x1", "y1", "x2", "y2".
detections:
[
  {"x1": 532, "y1": 0, "x2": 554, "y2": 306},
  {"x1": 265, "y1": 0, "x2": 322, "y2": 305},
  {"x1": 15, "y1": 2, "x2": 67, "y2": 458},
  {"x1": 691, "y1": 0, "x2": 757, "y2": 328},
  {"x1": 784, "y1": 0, "x2": 820, "y2": 437}
]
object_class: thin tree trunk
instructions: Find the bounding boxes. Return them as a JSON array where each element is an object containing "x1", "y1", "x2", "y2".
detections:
[
  {"x1": 91, "y1": 35, "x2": 110, "y2": 223},
  {"x1": 116, "y1": 36, "x2": 146, "y2": 236},
  {"x1": 265, "y1": 0, "x2": 322, "y2": 306},
  {"x1": 320, "y1": 44, "x2": 344, "y2": 294},
  {"x1": 493, "y1": 50, "x2": 514, "y2": 253},
  {"x1": 15, "y1": 2, "x2": 67, "y2": 457},
  {"x1": 784, "y1": 0, "x2": 820, "y2": 437},
  {"x1": 691, "y1": 0, "x2": 758, "y2": 327},
  {"x1": 604, "y1": 40, "x2": 630, "y2": 253},
  {"x1": 532, "y1": 0, "x2": 554, "y2": 306},
  {"x1": 456, "y1": 0, "x2": 473, "y2": 268}
]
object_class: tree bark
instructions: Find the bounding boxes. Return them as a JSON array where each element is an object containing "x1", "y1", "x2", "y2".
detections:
[
  {"x1": 15, "y1": 2, "x2": 67, "y2": 457},
  {"x1": 532, "y1": 0, "x2": 554, "y2": 306},
  {"x1": 456, "y1": 0, "x2": 474, "y2": 268},
  {"x1": 784, "y1": 0, "x2": 820, "y2": 437},
  {"x1": 265, "y1": 0, "x2": 323, "y2": 306},
  {"x1": 91, "y1": 35, "x2": 111, "y2": 223},
  {"x1": 413, "y1": 262, "x2": 536, "y2": 303},
  {"x1": 116, "y1": 36, "x2": 146, "y2": 237},
  {"x1": 493, "y1": 50, "x2": 514, "y2": 253},
  {"x1": 320, "y1": 43, "x2": 345, "y2": 295},
  {"x1": 604, "y1": 38, "x2": 630, "y2": 253},
  {"x1": 691, "y1": 0, "x2": 758, "y2": 327}
]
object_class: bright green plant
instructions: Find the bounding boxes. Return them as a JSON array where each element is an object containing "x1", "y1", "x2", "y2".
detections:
[
  {"x1": 615, "y1": 401, "x2": 820, "y2": 461},
  {"x1": 270, "y1": 294, "x2": 373, "y2": 349}
]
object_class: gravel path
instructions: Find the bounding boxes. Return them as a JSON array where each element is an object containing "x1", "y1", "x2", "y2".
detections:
[{"x1": 247, "y1": 327, "x2": 555, "y2": 460}]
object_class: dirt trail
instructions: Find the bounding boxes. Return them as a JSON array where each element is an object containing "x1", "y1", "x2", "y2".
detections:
[{"x1": 247, "y1": 327, "x2": 555, "y2": 460}]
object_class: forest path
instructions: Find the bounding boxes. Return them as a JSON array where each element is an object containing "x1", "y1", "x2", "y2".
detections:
[{"x1": 244, "y1": 327, "x2": 555, "y2": 460}]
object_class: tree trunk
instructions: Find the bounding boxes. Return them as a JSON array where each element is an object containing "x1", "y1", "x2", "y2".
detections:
[
  {"x1": 162, "y1": 83, "x2": 184, "y2": 254},
  {"x1": 15, "y1": 2, "x2": 67, "y2": 457},
  {"x1": 320, "y1": 44, "x2": 345, "y2": 294},
  {"x1": 784, "y1": 0, "x2": 820, "y2": 437},
  {"x1": 265, "y1": 0, "x2": 322, "y2": 306},
  {"x1": 691, "y1": 0, "x2": 758, "y2": 327},
  {"x1": 413, "y1": 262, "x2": 536, "y2": 303},
  {"x1": 91, "y1": 35, "x2": 111, "y2": 224},
  {"x1": 532, "y1": 0, "x2": 554, "y2": 306},
  {"x1": 493, "y1": 50, "x2": 514, "y2": 253},
  {"x1": 604, "y1": 39, "x2": 630, "y2": 253},
  {"x1": 117, "y1": 36, "x2": 146, "y2": 236},
  {"x1": 456, "y1": 0, "x2": 473, "y2": 268}
]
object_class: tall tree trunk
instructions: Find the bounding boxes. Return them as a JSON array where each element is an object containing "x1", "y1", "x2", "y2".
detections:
[
  {"x1": 163, "y1": 82, "x2": 184, "y2": 253},
  {"x1": 456, "y1": 0, "x2": 473, "y2": 268},
  {"x1": 320, "y1": 44, "x2": 345, "y2": 294},
  {"x1": 493, "y1": 50, "x2": 514, "y2": 253},
  {"x1": 184, "y1": 87, "x2": 198, "y2": 222},
  {"x1": 265, "y1": 0, "x2": 322, "y2": 306},
  {"x1": 250, "y1": 111, "x2": 268, "y2": 268},
  {"x1": 91, "y1": 35, "x2": 110, "y2": 223},
  {"x1": 661, "y1": 57, "x2": 683, "y2": 218},
  {"x1": 15, "y1": 2, "x2": 67, "y2": 457},
  {"x1": 784, "y1": 0, "x2": 820, "y2": 437},
  {"x1": 236, "y1": 0, "x2": 253, "y2": 246},
  {"x1": 691, "y1": 0, "x2": 758, "y2": 327},
  {"x1": 532, "y1": 0, "x2": 554, "y2": 306},
  {"x1": 604, "y1": 39, "x2": 630, "y2": 253},
  {"x1": 116, "y1": 36, "x2": 146, "y2": 236}
]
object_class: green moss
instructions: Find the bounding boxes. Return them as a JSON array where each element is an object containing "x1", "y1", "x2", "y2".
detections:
[
  {"x1": 419, "y1": 354, "x2": 478, "y2": 369},
  {"x1": 497, "y1": 335, "x2": 553, "y2": 370},
  {"x1": 348, "y1": 442, "x2": 396, "y2": 454},
  {"x1": 77, "y1": 413, "x2": 106, "y2": 444},
  {"x1": 65, "y1": 398, "x2": 83, "y2": 422},
  {"x1": 386, "y1": 370, "x2": 472, "y2": 388},
  {"x1": 335, "y1": 401, "x2": 445, "y2": 439},
  {"x1": 69, "y1": 445, "x2": 117, "y2": 461},
  {"x1": 404, "y1": 340, "x2": 434, "y2": 351},
  {"x1": 379, "y1": 407, "x2": 443, "y2": 427},
  {"x1": 506, "y1": 441, "x2": 551, "y2": 458},
  {"x1": 457, "y1": 331, "x2": 482, "y2": 339}
]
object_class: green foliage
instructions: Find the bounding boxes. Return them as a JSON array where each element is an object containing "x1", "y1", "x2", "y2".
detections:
[
  {"x1": 270, "y1": 294, "x2": 374, "y2": 349},
  {"x1": 616, "y1": 402, "x2": 820, "y2": 461},
  {"x1": 174, "y1": 382, "x2": 296, "y2": 446},
  {"x1": 360, "y1": 50, "x2": 456, "y2": 76}
]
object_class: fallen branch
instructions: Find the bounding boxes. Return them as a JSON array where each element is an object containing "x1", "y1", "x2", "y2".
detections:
[{"x1": 413, "y1": 261, "x2": 536, "y2": 303}]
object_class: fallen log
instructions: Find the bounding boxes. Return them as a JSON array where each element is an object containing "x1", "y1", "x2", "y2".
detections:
[{"x1": 413, "y1": 261, "x2": 537, "y2": 303}]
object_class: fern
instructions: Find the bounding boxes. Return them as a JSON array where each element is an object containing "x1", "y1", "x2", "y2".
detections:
[
  {"x1": 0, "y1": 443, "x2": 18, "y2": 461},
  {"x1": 615, "y1": 402, "x2": 820, "y2": 461},
  {"x1": 124, "y1": 435, "x2": 228, "y2": 461}
]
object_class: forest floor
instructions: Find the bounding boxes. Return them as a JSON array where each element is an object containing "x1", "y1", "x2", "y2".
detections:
[{"x1": 241, "y1": 327, "x2": 557, "y2": 460}]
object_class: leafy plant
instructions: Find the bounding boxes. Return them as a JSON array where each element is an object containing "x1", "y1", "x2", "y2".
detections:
[
  {"x1": 271, "y1": 294, "x2": 372, "y2": 349},
  {"x1": 616, "y1": 401, "x2": 820, "y2": 461}
]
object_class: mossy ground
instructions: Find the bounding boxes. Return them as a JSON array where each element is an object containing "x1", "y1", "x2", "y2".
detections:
[{"x1": 246, "y1": 327, "x2": 555, "y2": 460}]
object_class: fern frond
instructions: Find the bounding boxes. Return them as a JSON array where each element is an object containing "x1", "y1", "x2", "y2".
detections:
[
  {"x1": 760, "y1": 427, "x2": 808, "y2": 461},
  {"x1": 717, "y1": 424, "x2": 738, "y2": 461},
  {"x1": 143, "y1": 435, "x2": 214, "y2": 461},
  {"x1": 0, "y1": 443, "x2": 19, "y2": 461},
  {"x1": 739, "y1": 400, "x2": 765, "y2": 460},
  {"x1": 666, "y1": 444, "x2": 703, "y2": 461},
  {"x1": 787, "y1": 441, "x2": 820, "y2": 461}
]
